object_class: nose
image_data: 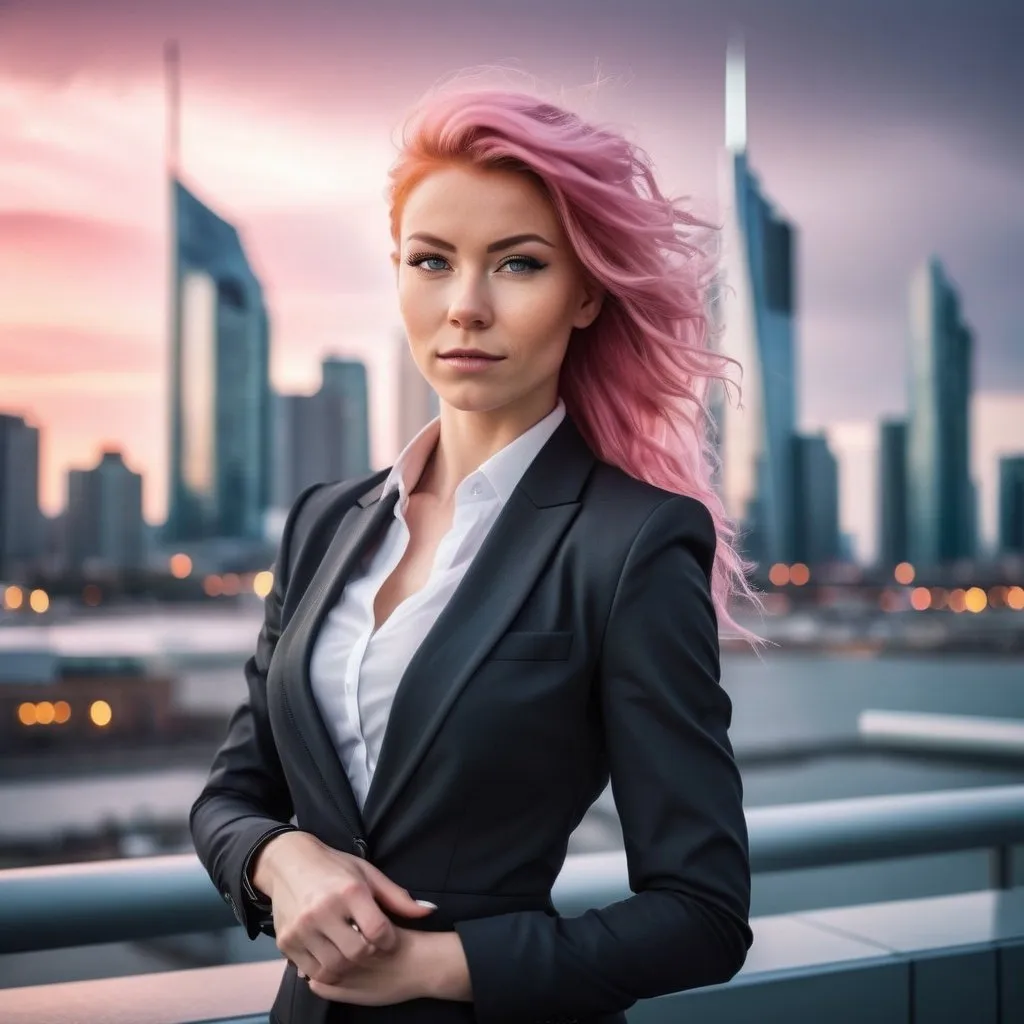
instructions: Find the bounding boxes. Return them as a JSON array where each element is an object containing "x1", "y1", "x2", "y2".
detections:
[{"x1": 447, "y1": 275, "x2": 493, "y2": 331}]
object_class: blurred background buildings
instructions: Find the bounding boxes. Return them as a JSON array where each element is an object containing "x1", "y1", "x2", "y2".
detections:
[{"x1": 0, "y1": 0, "x2": 1021, "y2": 995}]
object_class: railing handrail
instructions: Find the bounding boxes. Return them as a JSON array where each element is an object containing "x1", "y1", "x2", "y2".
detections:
[
  {"x1": 1, "y1": 783, "x2": 1022, "y2": 954},
  {"x1": 858, "y1": 709, "x2": 1024, "y2": 757}
]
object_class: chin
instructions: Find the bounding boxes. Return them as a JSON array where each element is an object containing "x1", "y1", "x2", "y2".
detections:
[{"x1": 433, "y1": 383, "x2": 520, "y2": 415}]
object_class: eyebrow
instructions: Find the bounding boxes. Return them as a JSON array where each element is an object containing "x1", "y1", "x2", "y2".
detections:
[{"x1": 405, "y1": 232, "x2": 555, "y2": 253}]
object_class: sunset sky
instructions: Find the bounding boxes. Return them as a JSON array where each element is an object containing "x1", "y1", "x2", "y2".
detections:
[{"x1": 1, "y1": 0, "x2": 1021, "y2": 526}]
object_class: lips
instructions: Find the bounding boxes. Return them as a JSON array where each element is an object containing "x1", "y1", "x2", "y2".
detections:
[{"x1": 439, "y1": 350, "x2": 504, "y2": 360}]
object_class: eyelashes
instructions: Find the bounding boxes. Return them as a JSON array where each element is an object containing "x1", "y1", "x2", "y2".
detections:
[{"x1": 404, "y1": 251, "x2": 548, "y2": 275}]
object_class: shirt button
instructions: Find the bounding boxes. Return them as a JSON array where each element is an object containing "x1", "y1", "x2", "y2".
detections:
[{"x1": 471, "y1": 482, "x2": 482, "y2": 496}]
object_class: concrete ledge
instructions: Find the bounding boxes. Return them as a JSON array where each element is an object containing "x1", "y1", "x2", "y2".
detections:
[{"x1": 2, "y1": 889, "x2": 1023, "y2": 1024}]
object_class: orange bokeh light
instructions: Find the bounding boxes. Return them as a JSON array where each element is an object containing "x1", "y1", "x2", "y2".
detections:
[
  {"x1": 789, "y1": 563, "x2": 811, "y2": 586},
  {"x1": 253, "y1": 570, "x2": 274, "y2": 599},
  {"x1": 169, "y1": 553, "x2": 193, "y2": 579},
  {"x1": 894, "y1": 562, "x2": 915, "y2": 585},
  {"x1": 89, "y1": 700, "x2": 113, "y2": 727}
]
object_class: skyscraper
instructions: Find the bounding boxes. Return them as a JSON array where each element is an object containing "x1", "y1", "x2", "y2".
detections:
[
  {"x1": 791, "y1": 433, "x2": 841, "y2": 566},
  {"x1": 998, "y1": 455, "x2": 1024, "y2": 555},
  {"x1": 271, "y1": 392, "x2": 326, "y2": 510},
  {"x1": 271, "y1": 357, "x2": 372, "y2": 509},
  {"x1": 164, "y1": 47, "x2": 271, "y2": 543},
  {"x1": 906, "y1": 258, "x2": 975, "y2": 565},
  {"x1": 66, "y1": 450, "x2": 145, "y2": 571},
  {"x1": 321, "y1": 357, "x2": 372, "y2": 480},
  {"x1": 878, "y1": 419, "x2": 909, "y2": 567},
  {"x1": 971, "y1": 392, "x2": 1024, "y2": 556},
  {"x1": 0, "y1": 413, "x2": 42, "y2": 575},
  {"x1": 715, "y1": 40, "x2": 799, "y2": 566},
  {"x1": 396, "y1": 336, "x2": 440, "y2": 451}
]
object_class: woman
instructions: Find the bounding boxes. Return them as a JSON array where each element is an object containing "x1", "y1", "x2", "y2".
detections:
[{"x1": 190, "y1": 87, "x2": 754, "y2": 1024}]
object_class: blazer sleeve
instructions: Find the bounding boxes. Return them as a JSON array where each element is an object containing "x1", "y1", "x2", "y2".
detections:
[
  {"x1": 453, "y1": 495, "x2": 752, "y2": 1023},
  {"x1": 188, "y1": 483, "x2": 322, "y2": 940}
]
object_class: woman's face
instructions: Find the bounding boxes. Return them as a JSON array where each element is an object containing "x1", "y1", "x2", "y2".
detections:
[{"x1": 395, "y1": 165, "x2": 602, "y2": 419}]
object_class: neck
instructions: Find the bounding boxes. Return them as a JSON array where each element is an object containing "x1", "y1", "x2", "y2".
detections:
[{"x1": 415, "y1": 388, "x2": 559, "y2": 503}]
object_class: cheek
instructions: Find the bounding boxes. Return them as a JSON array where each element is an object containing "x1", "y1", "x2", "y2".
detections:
[
  {"x1": 398, "y1": 275, "x2": 438, "y2": 331},
  {"x1": 503, "y1": 278, "x2": 577, "y2": 341}
]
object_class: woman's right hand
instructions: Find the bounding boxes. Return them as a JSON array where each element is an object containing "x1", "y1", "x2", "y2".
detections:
[{"x1": 251, "y1": 831, "x2": 436, "y2": 985}]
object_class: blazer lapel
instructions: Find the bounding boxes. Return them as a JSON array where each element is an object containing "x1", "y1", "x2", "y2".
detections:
[
  {"x1": 361, "y1": 416, "x2": 596, "y2": 838},
  {"x1": 281, "y1": 480, "x2": 399, "y2": 839}
]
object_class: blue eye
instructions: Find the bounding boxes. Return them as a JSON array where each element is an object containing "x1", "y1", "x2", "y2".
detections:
[
  {"x1": 406, "y1": 253, "x2": 450, "y2": 272},
  {"x1": 501, "y1": 256, "x2": 546, "y2": 274},
  {"x1": 404, "y1": 252, "x2": 547, "y2": 274}
]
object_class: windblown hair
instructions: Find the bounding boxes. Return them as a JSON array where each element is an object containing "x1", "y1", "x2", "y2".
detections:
[{"x1": 387, "y1": 88, "x2": 759, "y2": 641}]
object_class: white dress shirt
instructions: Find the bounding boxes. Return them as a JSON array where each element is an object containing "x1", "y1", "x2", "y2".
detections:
[{"x1": 309, "y1": 399, "x2": 566, "y2": 811}]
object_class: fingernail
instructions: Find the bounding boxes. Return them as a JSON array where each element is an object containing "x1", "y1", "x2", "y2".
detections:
[
  {"x1": 297, "y1": 971, "x2": 306, "y2": 980},
  {"x1": 415, "y1": 899, "x2": 437, "y2": 909}
]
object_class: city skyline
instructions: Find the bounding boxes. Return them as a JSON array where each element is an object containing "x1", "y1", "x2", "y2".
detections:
[{"x1": 0, "y1": 0, "x2": 1021, "y2": 528}]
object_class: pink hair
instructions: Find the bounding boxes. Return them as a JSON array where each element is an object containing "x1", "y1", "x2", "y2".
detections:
[{"x1": 387, "y1": 89, "x2": 760, "y2": 642}]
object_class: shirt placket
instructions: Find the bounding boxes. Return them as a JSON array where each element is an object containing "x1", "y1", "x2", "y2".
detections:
[{"x1": 348, "y1": 504, "x2": 412, "y2": 807}]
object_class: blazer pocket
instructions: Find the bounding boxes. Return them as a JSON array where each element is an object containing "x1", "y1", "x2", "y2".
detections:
[{"x1": 488, "y1": 630, "x2": 573, "y2": 661}]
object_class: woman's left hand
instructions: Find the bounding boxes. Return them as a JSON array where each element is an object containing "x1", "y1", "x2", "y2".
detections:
[{"x1": 306, "y1": 927, "x2": 471, "y2": 1006}]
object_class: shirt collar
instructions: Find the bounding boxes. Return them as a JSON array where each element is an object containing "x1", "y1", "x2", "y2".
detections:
[{"x1": 382, "y1": 399, "x2": 566, "y2": 510}]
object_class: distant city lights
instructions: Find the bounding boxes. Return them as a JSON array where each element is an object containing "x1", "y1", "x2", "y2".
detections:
[
  {"x1": 169, "y1": 553, "x2": 193, "y2": 579},
  {"x1": 3, "y1": 585, "x2": 23, "y2": 610},
  {"x1": 17, "y1": 700, "x2": 72, "y2": 727},
  {"x1": 89, "y1": 701, "x2": 113, "y2": 728},
  {"x1": 253, "y1": 571, "x2": 274, "y2": 599},
  {"x1": 894, "y1": 562, "x2": 916, "y2": 585},
  {"x1": 790, "y1": 563, "x2": 811, "y2": 586},
  {"x1": 768, "y1": 563, "x2": 810, "y2": 586},
  {"x1": 28, "y1": 589, "x2": 49, "y2": 613},
  {"x1": 757, "y1": 565, "x2": 1024, "y2": 615}
]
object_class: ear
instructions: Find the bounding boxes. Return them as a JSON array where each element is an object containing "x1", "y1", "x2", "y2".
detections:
[{"x1": 572, "y1": 278, "x2": 605, "y2": 330}]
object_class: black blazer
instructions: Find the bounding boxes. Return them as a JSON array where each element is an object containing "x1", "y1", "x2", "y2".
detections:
[{"x1": 190, "y1": 414, "x2": 752, "y2": 1024}]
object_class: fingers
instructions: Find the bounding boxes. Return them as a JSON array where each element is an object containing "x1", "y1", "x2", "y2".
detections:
[
  {"x1": 361, "y1": 862, "x2": 437, "y2": 920},
  {"x1": 302, "y1": 925, "x2": 373, "y2": 985},
  {"x1": 329, "y1": 886, "x2": 397, "y2": 953},
  {"x1": 278, "y1": 901, "x2": 377, "y2": 982}
]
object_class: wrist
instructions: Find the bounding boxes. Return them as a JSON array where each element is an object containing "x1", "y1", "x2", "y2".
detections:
[
  {"x1": 415, "y1": 930, "x2": 472, "y2": 1002},
  {"x1": 251, "y1": 829, "x2": 302, "y2": 899}
]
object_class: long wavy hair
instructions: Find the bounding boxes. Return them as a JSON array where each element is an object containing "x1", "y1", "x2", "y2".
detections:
[{"x1": 386, "y1": 88, "x2": 759, "y2": 642}]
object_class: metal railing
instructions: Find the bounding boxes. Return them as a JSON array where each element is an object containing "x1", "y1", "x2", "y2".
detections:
[
  {"x1": 1, "y1": 783, "x2": 1021, "y2": 955},
  {"x1": 857, "y1": 709, "x2": 1024, "y2": 759}
]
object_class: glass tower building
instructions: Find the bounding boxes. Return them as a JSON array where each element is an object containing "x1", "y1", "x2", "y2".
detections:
[
  {"x1": 716, "y1": 41, "x2": 798, "y2": 566},
  {"x1": 878, "y1": 419, "x2": 910, "y2": 567},
  {"x1": 998, "y1": 455, "x2": 1024, "y2": 555},
  {"x1": 906, "y1": 258, "x2": 974, "y2": 565},
  {"x1": 321, "y1": 357, "x2": 372, "y2": 481},
  {"x1": 166, "y1": 179, "x2": 272, "y2": 542}
]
